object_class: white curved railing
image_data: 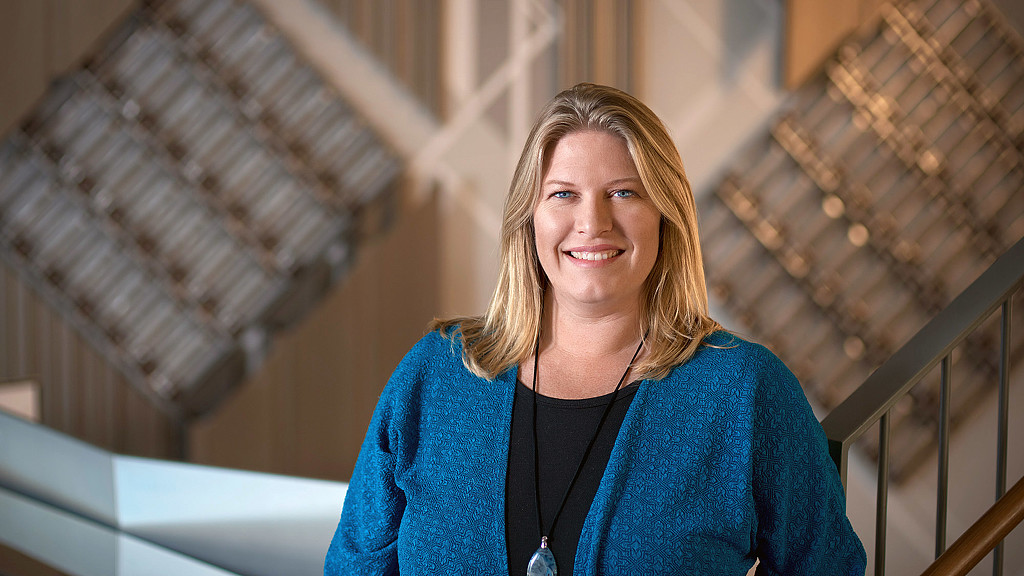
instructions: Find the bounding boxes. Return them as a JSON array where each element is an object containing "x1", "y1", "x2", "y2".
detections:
[{"x1": 0, "y1": 410, "x2": 347, "y2": 576}]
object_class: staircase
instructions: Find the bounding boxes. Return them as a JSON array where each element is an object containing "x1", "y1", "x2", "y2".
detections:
[
  {"x1": 0, "y1": 0, "x2": 401, "y2": 431},
  {"x1": 1, "y1": 0, "x2": 1022, "y2": 573},
  {"x1": 700, "y1": 0, "x2": 1024, "y2": 482}
]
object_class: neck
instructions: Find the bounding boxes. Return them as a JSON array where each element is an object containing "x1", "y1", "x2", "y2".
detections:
[
  {"x1": 518, "y1": 291, "x2": 646, "y2": 399},
  {"x1": 540, "y1": 291, "x2": 643, "y2": 359}
]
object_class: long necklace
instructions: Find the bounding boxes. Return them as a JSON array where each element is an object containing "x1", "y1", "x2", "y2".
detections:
[{"x1": 526, "y1": 337, "x2": 644, "y2": 576}]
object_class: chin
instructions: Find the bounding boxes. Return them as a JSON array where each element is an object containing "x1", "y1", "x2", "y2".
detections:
[{"x1": 565, "y1": 289, "x2": 633, "y2": 308}]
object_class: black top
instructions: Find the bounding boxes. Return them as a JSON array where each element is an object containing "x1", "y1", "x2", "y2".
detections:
[{"x1": 505, "y1": 379, "x2": 639, "y2": 576}]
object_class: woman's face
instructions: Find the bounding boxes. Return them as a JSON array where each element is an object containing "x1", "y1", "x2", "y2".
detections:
[{"x1": 533, "y1": 130, "x2": 661, "y2": 313}]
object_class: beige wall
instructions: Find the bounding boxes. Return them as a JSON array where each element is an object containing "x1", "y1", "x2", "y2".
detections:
[
  {"x1": 0, "y1": 0, "x2": 134, "y2": 136},
  {"x1": 784, "y1": 0, "x2": 885, "y2": 89},
  {"x1": 188, "y1": 190, "x2": 441, "y2": 481}
]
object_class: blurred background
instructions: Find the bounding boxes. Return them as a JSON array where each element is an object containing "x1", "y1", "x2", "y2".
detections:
[{"x1": 1, "y1": 0, "x2": 1023, "y2": 574}]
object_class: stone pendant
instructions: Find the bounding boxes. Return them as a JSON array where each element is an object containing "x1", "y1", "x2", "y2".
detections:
[{"x1": 526, "y1": 537, "x2": 557, "y2": 576}]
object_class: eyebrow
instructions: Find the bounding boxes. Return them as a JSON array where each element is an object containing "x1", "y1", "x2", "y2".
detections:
[{"x1": 542, "y1": 177, "x2": 643, "y2": 188}]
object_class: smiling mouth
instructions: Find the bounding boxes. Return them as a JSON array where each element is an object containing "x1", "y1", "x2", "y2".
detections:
[{"x1": 568, "y1": 250, "x2": 623, "y2": 261}]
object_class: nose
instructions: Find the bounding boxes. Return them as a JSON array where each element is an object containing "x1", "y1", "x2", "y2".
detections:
[{"x1": 576, "y1": 195, "x2": 613, "y2": 236}]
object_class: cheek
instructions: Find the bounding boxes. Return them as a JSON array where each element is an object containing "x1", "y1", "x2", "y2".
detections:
[
  {"x1": 637, "y1": 212, "x2": 662, "y2": 251},
  {"x1": 531, "y1": 218, "x2": 555, "y2": 276},
  {"x1": 636, "y1": 215, "x2": 662, "y2": 274},
  {"x1": 532, "y1": 211, "x2": 561, "y2": 252}
]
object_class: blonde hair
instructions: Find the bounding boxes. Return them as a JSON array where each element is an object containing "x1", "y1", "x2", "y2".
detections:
[{"x1": 432, "y1": 83, "x2": 721, "y2": 380}]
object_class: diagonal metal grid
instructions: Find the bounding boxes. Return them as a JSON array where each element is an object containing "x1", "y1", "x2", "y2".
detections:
[
  {"x1": 702, "y1": 0, "x2": 1024, "y2": 481},
  {"x1": 0, "y1": 0, "x2": 402, "y2": 419}
]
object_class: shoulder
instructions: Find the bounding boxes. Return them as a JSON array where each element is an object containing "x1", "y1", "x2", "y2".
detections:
[
  {"x1": 667, "y1": 331, "x2": 810, "y2": 422},
  {"x1": 389, "y1": 329, "x2": 467, "y2": 384},
  {"x1": 405, "y1": 329, "x2": 459, "y2": 361},
  {"x1": 373, "y1": 329, "x2": 492, "y2": 432},
  {"x1": 644, "y1": 331, "x2": 797, "y2": 419},
  {"x1": 684, "y1": 330, "x2": 794, "y2": 383}
]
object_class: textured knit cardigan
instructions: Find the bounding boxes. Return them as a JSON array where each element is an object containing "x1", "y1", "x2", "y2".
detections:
[{"x1": 325, "y1": 330, "x2": 866, "y2": 575}]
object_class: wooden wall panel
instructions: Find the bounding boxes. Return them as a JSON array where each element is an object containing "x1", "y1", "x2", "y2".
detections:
[
  {"x1": 47, "y1": 0, "x2": 135, "y2": 73},
  {"x1": 0, "y1": 1, "x2": 48, "y2": 136},
  {"x1": 0, "y1": 0, "x2": 134, "y2": 136},
  {"x1": 319, "y1": 0, "x2": 444, "y2": 117},
  {"x1": 188, "y1": 191, "x2": 441, "y2": 482},
  {"x1": 784, "y1": 0, "x2": 885, "y2": 89},
  {"x1": 558, "y1": 0, "x2": 636, "y2": 92}
]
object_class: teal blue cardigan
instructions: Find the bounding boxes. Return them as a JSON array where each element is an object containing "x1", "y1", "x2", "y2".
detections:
[{"x1": 325, "y1": 331, "x2": 866, "y2": 575}]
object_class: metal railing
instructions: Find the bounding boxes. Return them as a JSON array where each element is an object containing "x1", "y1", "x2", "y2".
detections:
[{"x1": 822, "y1": 236, "x2": 1024, "y2": 576}]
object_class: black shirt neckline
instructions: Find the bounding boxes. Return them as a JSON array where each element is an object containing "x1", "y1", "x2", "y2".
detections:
[{"x1": 513, "y1": 378, "x2": 642, "y2": 408}]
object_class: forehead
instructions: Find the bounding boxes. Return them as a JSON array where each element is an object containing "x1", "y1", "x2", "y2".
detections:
[{"x1": 541, "y1": 130, "x2": 637, "y2": 180}]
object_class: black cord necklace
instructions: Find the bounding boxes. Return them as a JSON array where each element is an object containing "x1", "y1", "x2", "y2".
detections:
[{"x1": 526, "y1": 337, "x2": 644, "y2": 576}]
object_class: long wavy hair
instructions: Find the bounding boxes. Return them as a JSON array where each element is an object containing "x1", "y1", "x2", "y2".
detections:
[{"x1": 432, "y1": 82, "x2": 721, "y2": 380}]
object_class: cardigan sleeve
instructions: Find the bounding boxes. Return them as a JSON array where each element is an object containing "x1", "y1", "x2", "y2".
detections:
[
  {"x1": 748, "y1": 346, "x2": 867, "y2": 576},
  {"x1": 324, "y1": 364, "x2": 407, "y2": 575}
]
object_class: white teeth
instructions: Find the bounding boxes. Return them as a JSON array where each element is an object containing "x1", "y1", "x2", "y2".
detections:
[{"x1": 569, "y1": 250, "x2": 620, "y2": 261}]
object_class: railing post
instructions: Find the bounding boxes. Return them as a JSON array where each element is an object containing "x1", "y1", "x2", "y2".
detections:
[
  {"x1": 877, "y1": 412, "x2": 890, "y2": 576},
  {"x1": 993, "y1": 298, "x2": 1012, "y2": 576},
  {"x1": 820, "y1": 238, "x2": 1024, "y2": 576},
  {"x1": 937, "y1": 355, "x2": 951, "y2": 558},
  {"x1": 829, "y1": 437, "x2": 849, "y2": 489}
]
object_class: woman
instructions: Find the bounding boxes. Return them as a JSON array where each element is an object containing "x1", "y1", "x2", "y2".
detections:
[{"x1": 325, "y1": 83, "x2": 866, "y2": 575}]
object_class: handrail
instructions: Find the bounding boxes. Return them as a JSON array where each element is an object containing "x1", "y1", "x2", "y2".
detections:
[
  {"x1": 822, "y1": 236, "x2": 1024, "y2": 484},
  {"x1": 919, "y1": 474, "x2": 1024, "y2": 576},
  {"x1": 821, "y1": 235, "x2": 1024, "y2": 576}
]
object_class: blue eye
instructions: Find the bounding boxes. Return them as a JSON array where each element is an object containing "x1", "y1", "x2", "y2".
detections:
[
  {"x1": 613, "y1": 189, "x2": 636, "y2": 198},
  {"x1": 552, "y1": 191, "x2": 573, "y2": 198}
]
